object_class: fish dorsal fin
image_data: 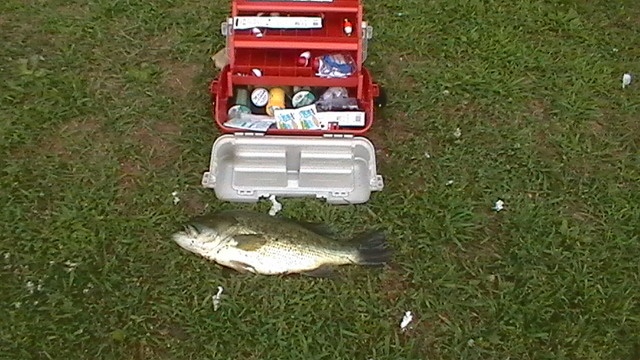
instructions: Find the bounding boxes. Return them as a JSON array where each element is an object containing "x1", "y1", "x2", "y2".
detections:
[
  {"x1": 233, "y1": 234, "x2": 269, "y2": 252},
  {"x1": 191, "y1": 212, "x2": 239, "y2": 232},
  {"x1": 295, "y1": 221, "x2": 337, "y2": 237}
]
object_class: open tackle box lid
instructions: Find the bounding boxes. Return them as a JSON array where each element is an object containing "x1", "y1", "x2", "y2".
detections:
[{"x1": 202, "y1": 133, "x2": 384, "y2": 204}]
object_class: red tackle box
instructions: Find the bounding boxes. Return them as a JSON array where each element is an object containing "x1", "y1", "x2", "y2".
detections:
[{"x1": 203, "y1": 0, "x2": 385, "y2": 204}]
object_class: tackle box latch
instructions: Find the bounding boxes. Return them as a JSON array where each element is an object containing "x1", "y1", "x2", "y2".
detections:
[
  {"x1": 235, "y1": 132, "x2": 265, "y2": 137},
  {"x1": 322, "y1": 134, "x2": 354, "y2": 139},
  {"x1": 221, "y1": 18, "x2": 233, "y2": 36}
]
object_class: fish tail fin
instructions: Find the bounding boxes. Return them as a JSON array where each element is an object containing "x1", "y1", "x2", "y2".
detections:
[{"x1": 349, "y1": 231, "x2": 392, "y2": 265}]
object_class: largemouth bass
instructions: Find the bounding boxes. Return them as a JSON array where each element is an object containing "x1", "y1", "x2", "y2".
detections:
[{"x1": 171, "y1": 210, "x2": 392, "y2": 277}]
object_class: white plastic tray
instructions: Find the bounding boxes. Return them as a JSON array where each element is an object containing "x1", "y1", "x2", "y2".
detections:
[{"x1": 202, "y1": 134, "x2": 384, "y2": 204}]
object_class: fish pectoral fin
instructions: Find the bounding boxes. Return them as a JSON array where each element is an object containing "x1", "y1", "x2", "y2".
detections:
[
  {"x1": 300, "y1": 265, "x2": 336, "y2": 278},
  {"x1": 233, "y1": 234, "x2": 269, "y2": 251},
  {"x1": 226, "y1": 260, "x2": 256, "y2": 274}
]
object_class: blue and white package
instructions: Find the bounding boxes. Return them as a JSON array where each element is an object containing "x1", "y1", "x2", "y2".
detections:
[{"x1": 312, "y1": 54, "x2": 356, "y2": 78}]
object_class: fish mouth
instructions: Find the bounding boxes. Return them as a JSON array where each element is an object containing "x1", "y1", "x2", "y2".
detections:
[
  {"x1": 178, "y1": 223, "x2": 213, "y2": 237},
  {"x1": 183, "y1": 224, "x2": 200, "y2": 236},
  {"x1": 172, "y1": 223, "x2": 218, "y2": 246},
  {"x1": 171, "y1": 224, "x2": 200, "y2": 247}
]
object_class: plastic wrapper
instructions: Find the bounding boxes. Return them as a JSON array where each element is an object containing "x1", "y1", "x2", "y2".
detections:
[
  {"x1": 312, "y1": 54, "x2": 356, "y2": 78},
  {"x1": 315, "y1": 97, "x2": 360, "y2": 111},
  {"x1": 320, "y1": 87, "x2": 349, "y2": 101}
]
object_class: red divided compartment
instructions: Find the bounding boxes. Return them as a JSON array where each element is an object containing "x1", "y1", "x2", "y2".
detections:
[{"x1": 211, "y1": 0, "x2": 380, "y2": 136}]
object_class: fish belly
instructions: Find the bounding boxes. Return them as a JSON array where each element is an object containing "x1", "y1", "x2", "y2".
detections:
[{"x1": 216, "y1": 246, "x2": 331, "y2": 275}]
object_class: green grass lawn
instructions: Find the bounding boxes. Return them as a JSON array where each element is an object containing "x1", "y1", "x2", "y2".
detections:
[{"x1": 1, "y1": 0, "x2": 639, "y2": 359}]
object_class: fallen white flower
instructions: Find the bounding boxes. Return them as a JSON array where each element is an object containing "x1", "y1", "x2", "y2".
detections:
[
  {"x1": 424, "y1": 152, "x2": 431, "y2": 159},
  {"x1": 268, "y1": 195, "x2": 282, "y2": 216},
  {"x1": 493, "y1": 199, "x2": 505, "y2": 212},
  {"x1": 64, "y1": 260, "x2": 79, "y2": 272},
  {"x1": 26, "y1": 281, "x2": 35, "y2": 294},
  {"x1": 622, "y1": 73, "x2": 632, "y2": 88},
  {"x1": 171, "y1": 191, "x2": 180, "y2": 205},
  {"x1": 400, "y1": 311, "x2": 413, "y2": 331},
  {"x1": 453, "y1": 127, "x2": 462, "y2": 138},
  {"x1": 83, "y1": 283, "x2": 94, "y2": 294},
  {"x1": 213, "y1": 286, "x2": 224, "y2": 311},
  {"x1": 467, "y1": 338, "x2": 475, "y2": 347}
]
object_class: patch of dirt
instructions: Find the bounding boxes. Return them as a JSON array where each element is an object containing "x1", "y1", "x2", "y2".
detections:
[
  {"x1": 161, "y1": 61, "x2": 202, "y2": 98},
  {"x1": 114, "y1": 121, "x2": 183, "y2": 201},
  {"x1": 55, "y1": 4, "x2": 89, "y2": 19},
  {"x1": 367, "y1": 111, "x2": 417, "y2": 160},
  {"x1": 376, "y1": 265, "x2": 441, "y2": 356},
  {"x1": 563, "y1": 201, "x2": 599, "y2": 224},
  {"x1": 177, "y1": 190, "x2": 209, "y2": 215},
  {"x1": 447, "y1": 239, "x2": 502, "y2": 266},
  {"x1": 147, "y1": 31, "x2": 202, "y2": 98},
  {"x1": 441, "y1": 99, "x2": 489, "y2": 125},
  {"x1": 117, "y1": 159, "x2": 143, "y2": 191},
  {"x1": 445, "y1": 209, "x2": 505, "y2": 277},
  {"x1": 157, "y1": 323, "x2": 189, "y2": 341},
  {"x1": 532, "y1": 123, "x2": 564, "y2": 161},
  {"x1": 585, "y1": 120, "x2": 605, "y2": 135},
  {"x1": 527, "y1": 99, "x2": 550, "y2": 121},
  {"x1": 87, "y1": 68, "x2": 128, "y2": 98},
  {"x1": 131, "y1": 121, "x2": 182, "y2": 169},
  {"x1": 36, "y1": 117, "x2": 108, "y2": 161},
  {"x1": 147, "y1": 30, "x2": 179, "y2": 51},
  {"x1": 395, "y1": 310, "x2": 440, "y2": 358},
  {"x1": 382, "y1": 54, "x2": 421, "y2": 91},
  {"x1": 379, "y1": 265, "x2": 412, "y2": 305},
  {"x1": 128, "y1": 340, "x2": 170, "y2": 360}
]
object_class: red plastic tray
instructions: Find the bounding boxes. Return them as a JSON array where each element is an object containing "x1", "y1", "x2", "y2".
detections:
[
  {"x1": 210, "y1": 64, "x2": 379, "y2": 136},
  {"x1": 210, "y1": 0, "x2": 380, "y2": 136}
]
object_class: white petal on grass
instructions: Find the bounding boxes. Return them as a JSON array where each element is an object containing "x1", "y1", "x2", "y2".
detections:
[
  {"x1": 26, "y1": 281, "x2": 35, "y2": 294},
  {"x1": 622, "y1": 73, "x2": 632, "y2": 88},
  {"x1": 467, "y1": 339, "x2": 476, "y2": 347},
  {"x1": 268, "y1": 195, "x2": 282, "y2": 216},
  {"x1": 212, "y1": 286, "x2": 224, "y2": 311},
  {"x1": 83, "y1": 283, "x2": 94, "y2": 294},
  {"x1": 171, "y1": 191, "x2": 180, "y2": 205},
  {"x1": 400, "y1": 311, "x2": 414, "y2": 331},
  {"x1": 493, "y1": 199, "x2": 505, "y2": 212},
  {"x1": 64, "y1": 260, "x2": 79, "y2": 272}
]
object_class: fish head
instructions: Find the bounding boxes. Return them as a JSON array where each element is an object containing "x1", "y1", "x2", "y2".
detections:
[{"x1": 171, "y1": 222, "x2": 228, "y2": 259}]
